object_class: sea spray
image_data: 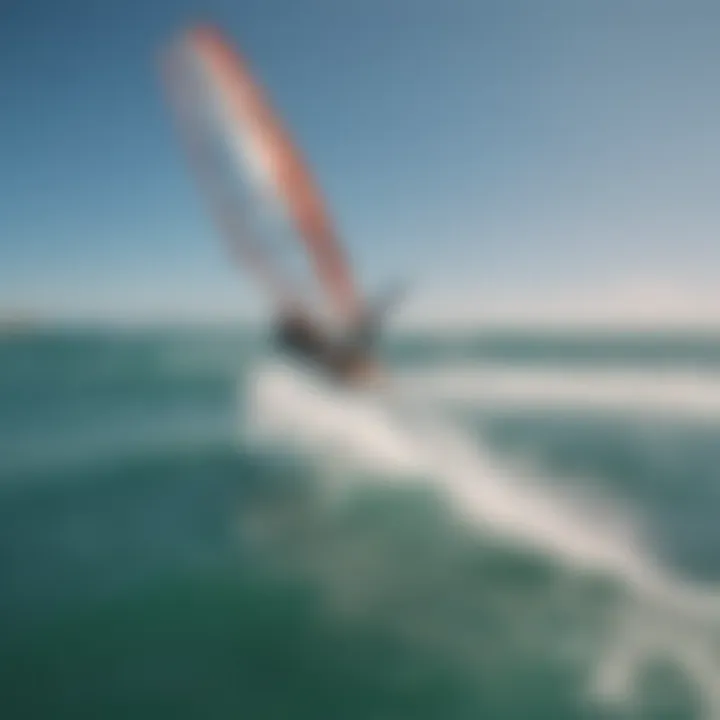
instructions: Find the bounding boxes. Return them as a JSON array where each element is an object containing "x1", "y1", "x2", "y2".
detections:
[{"x1": 245, "y1": 360, "x2": 720, "y2": 715}]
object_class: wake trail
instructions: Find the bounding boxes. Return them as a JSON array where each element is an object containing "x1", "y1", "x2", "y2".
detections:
[{"x1": 244, "y1": 361, "x2": 720, "y2": 712}]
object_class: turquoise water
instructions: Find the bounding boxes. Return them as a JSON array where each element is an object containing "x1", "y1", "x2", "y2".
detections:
[{"x1": 2, "y1": 327, "x2": 720, "y2": 719}]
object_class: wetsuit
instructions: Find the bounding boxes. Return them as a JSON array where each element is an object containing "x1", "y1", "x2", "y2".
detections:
[
  {"x1": 274, "y1": 314, "x2": 331, "y2": 366},
  {"x1": 273, "y1": 313, "x2": 371, "y2": 382}
]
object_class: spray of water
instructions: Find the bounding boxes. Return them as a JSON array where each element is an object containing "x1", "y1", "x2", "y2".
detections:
[{"x1": 243, "y1": 360, "x2": 720, "y2": 714}]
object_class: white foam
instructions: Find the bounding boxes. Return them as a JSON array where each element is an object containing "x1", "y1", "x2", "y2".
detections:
[
  {"x1": 400, "y1": 365, "x2": 720, "y2": 420},
  {"x1": 243, "y1": 360, "x2": 720, "y2": 712},
  {"x1": 245, "y1": 362, "x2": 425, "y2": 475}
]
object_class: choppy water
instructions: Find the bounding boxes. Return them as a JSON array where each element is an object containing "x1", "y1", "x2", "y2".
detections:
[{"x1": 2, "y1": 326, "x2": 720, "y2": 719}]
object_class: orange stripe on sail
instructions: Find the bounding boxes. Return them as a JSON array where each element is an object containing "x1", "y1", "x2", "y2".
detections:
[{"x1": 188, "y1": 25, "x2": 359, "y2": 323}]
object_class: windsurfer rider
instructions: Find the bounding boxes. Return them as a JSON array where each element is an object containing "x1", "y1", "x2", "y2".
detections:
[
  {"x1": 273, "y1": 281, "x2": 406, "y2": 384},
  {"x1": 273, "y1": 311, "x2": 381, "y2": 385}
]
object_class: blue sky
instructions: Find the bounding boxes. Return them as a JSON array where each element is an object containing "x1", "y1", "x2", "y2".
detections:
[{"x1": 2, "y1": 1, "x2": 720, "y2": 323}]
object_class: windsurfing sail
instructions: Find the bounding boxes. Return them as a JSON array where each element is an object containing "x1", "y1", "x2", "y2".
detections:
[{"x1": 160, "y1": 24, "x2": 361, "y2": 328}]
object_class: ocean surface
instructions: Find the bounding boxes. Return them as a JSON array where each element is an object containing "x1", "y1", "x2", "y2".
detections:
[{"x1": 2, "y1": 326, "x2": 720, "y2": 719}]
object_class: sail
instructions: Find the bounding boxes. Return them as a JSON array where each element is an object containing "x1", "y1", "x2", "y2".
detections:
[{"x1": 161, "y1": 24, "x2": 360, "y2": 325}]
